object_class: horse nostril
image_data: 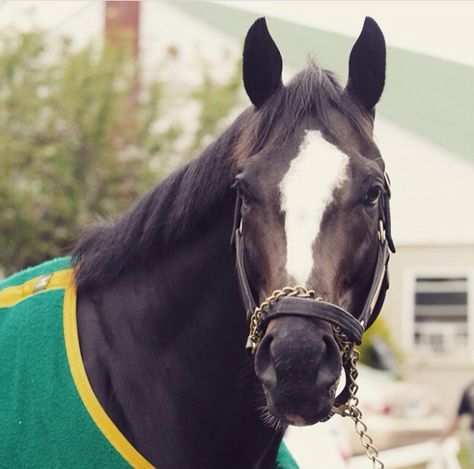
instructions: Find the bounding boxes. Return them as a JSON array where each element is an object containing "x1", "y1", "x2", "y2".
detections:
[
  {"x1": 254, "y1": 334, "x2": 277, "y2": 389},
  {"x1": 323, "y1": 334, "x2": 342, "y2": 370},
  {"x1": 323, "y1": 334, "x2": 340, "y2": 362}
]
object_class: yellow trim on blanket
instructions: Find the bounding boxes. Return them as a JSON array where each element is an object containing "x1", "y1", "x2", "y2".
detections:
[
  {"x1": 63, "y1": 270, "x2": 155, "y2": 469},
  {"x1": 0, "y1": 268, "x2": 155, "y2": 467},
  {"x1": 0, "y1": 269, "x2": 71, "y2": 308}
]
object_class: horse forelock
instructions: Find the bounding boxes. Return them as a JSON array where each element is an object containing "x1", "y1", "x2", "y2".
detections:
[
  {"x1": 73, "y1": 121, "x2": 243, "y2": 291},
  {"x1": 234, "y1": 60, "x2": 373, "y2": 166}
]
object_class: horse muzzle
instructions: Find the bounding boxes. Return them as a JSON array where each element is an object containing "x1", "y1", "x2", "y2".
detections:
[{"x1": 254, "y1": 314, "x2": 342, "y2": 425}]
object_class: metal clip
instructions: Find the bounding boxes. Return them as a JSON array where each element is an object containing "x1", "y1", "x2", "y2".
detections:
[
  {"x1": 238, "y1": 217, "x2": 243, "y2": 235},
  {"x1": 333, "y1": 403, "x2": 355, "y2": 418},
  {"x1": 377, "y1": 220, "x2": 386, "y2": 244}
]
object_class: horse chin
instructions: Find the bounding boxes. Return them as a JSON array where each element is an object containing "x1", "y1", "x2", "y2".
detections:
[{"x1": 262, "y1": 387, "x2": 336, "y2": 427}]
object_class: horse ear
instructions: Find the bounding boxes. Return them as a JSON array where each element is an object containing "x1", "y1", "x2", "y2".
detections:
[
  {"x1": 346, "y1": 17, "x2": 386, "y2": 113},
  {"x1": 243, "y1": 18, "x2": 283, "y2": 108}
]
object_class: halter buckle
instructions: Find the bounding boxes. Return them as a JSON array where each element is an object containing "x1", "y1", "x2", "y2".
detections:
[
  {"x1": 377, "y1": 219, "x2": 386, "y2": 244},
  {"x1": 238, "y1": 217, "x2": 243, "y2": 235}
]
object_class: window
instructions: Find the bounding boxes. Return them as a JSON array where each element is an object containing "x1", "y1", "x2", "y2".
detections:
[{"x1": 414, "y1": 276, "x2": 469, "y2": 355}]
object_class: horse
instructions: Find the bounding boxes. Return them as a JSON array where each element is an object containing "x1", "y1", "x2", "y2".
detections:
[{"x1": 0, "y1": 16, "x2": 394, "y2": 469}]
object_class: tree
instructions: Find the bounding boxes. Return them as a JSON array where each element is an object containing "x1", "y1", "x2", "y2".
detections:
[
  {"x1": 357, "y1": 316, "x2": 403, "y2": 372},
  {"x1": 0, "y1": 29, "x2": 242, "y2": 274}
]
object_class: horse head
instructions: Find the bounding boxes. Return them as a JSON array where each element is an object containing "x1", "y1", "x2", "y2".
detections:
[{"x1": 233, "y1": 17, "x2": 394, "y2": 426}]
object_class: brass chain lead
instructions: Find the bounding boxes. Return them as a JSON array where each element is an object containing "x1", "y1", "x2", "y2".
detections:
[
  {"x1": 248, "y1": 290, "x2": 384, "y2": 468},
  {"x1": 333, "y1": 327, "x2": 384, "y2": 469}
]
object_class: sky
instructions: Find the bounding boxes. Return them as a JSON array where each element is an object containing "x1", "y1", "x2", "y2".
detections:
[
  {"x1": 0, "y1": 1, "x2": 473, "y2": 66},
  {"x1": 216, "y1": 1, "x2": 474, "y2": 66}
]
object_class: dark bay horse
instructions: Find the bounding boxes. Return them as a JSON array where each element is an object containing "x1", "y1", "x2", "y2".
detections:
[{"x1": 71, "y1": 17, "x2": 393, "y2": 468}]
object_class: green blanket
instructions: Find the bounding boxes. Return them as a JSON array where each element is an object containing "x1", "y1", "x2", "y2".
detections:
[{"x1": 0, "y1": 258, "x2": 299, "y2": 468}]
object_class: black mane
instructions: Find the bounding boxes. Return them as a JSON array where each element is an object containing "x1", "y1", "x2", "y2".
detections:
[
  {"x1": 73, "y1": 61, "x2": 370, "y2": 291},
  {"x1": 72, "y1": 115, "x2": 245, "y2": 291}
]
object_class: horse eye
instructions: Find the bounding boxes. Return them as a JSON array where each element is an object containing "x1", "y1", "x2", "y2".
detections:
[
  {"x1": 365, "y1": 187, "x2": 381, "y2": 205},
  {"x1": 233, "y1": 177, "x2": 253, "y2": 204}
]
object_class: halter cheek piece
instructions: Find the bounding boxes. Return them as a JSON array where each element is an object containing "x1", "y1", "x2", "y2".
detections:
[{"x1": 231, "y1": 172, "x2": 395, "y2": 354}]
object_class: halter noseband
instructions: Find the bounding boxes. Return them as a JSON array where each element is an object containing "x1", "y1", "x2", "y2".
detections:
[{"x1": 231, "y1": 172, "x2": 395, "y2": 353}]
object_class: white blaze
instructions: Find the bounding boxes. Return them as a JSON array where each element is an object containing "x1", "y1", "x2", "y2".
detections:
[{"x1": 280, "y1": 130, "x2": 349, "y2": 286}]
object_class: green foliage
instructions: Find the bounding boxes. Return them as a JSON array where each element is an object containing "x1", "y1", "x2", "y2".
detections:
[
  {"x1": 458, "y1": 442, "x2": 471, "y2": 469},
  {"x1": 357, "y1": 315, "x2": 403, "y2": 371},
  {"x1": 0, "y1": 29, "x2": 241, "y2": 274},
  {"x1": 189, "y1": 54, "x2": 241, "y2": 154}
]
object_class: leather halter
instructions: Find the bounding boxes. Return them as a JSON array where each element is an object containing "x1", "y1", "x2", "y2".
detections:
[{"x1": 231, "y1": 172, "x2": 395, "y2": 348}]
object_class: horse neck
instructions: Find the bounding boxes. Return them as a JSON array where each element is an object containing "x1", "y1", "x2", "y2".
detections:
[{"x1": 77, "y1": 192, "x2": 281, "y2": 468}]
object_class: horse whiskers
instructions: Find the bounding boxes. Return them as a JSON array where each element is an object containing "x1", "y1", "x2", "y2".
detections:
[
  {"x1": 235, "y1": 366, "x2": 258, "y2": 388},
  {"x1": 257, "y1": 405, "x2": 288, "y2": 433}
]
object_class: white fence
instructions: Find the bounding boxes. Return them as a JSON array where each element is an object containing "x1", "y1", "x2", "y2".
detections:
[{"x1": 348, "y1": 437, "x2": 461, "y2": 469}]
